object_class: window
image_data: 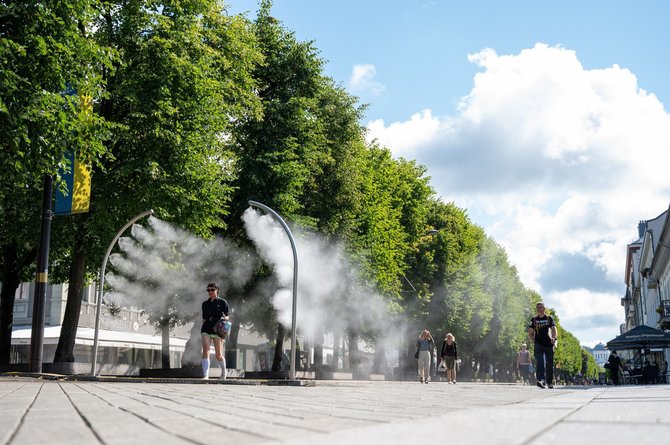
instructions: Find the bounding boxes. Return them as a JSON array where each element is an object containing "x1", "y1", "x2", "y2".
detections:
[
  {"x1": 15, "y1": 283, "x2": 30, "y2": 300},
  {"x1": 82, "y1": 283, "x2": 101, "y2": 304}
]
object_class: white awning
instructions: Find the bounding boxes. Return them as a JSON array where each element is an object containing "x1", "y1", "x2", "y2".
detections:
[{"x1": 12, "y1": 325, "x2": 187, "y2": 351}]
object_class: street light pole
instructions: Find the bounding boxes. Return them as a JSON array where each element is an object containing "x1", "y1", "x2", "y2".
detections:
[
  {"x1": 29, "y1": 174, "x2": 54, "y2": 373},
  {"x1": 91, "y1": 210, "x2": 153, "y2": 376},
  {"x1": 248, "y1": 201, "x2": 299, "y2": 381}
]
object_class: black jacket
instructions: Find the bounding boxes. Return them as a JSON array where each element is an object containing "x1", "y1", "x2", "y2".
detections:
[
  {"x1": 441, "y1": 341, "x2": 458, "y2": 359},
  {"x1": 201, "y1": 297, "x2": 229, "y2": 334}
]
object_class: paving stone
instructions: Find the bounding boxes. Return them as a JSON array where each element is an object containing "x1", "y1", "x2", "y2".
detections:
[
  {"x1": 526, "y1": 421, "x2": 670, "y2": 445},
  {"x1": 2, "y1": 376, "x2": 669, "y2": 445}
]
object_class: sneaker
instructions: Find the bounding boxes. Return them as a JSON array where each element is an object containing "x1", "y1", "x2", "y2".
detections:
[
  {"x1": 452, "y1": 381, "x2": 456, "y2": 384},
  {"x1": 536, "y1": 380, "x2": 546, "y2": 389},
  {"x1": 419, "y1": 377, "x2": 424, "y2": 383},
  {"x1": 220, "y1": 373, "x2": 227, "y2": 380},
  {"x1": 547, "y1": 383, "x2": 554, "y2": 389},
  {"x1": 425, "y1": 380, "x2": 429, "y2": 384}
]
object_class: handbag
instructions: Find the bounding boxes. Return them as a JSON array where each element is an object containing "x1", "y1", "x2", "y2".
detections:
[
  {"x1": 213, "y1": 318, "x2": 231, "y2": 339},
  {"x1": 438, "y1": 359, "x2": 447, "y2": 371}
]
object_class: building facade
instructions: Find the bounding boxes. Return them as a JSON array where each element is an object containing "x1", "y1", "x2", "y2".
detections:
[
  {"x1": 4, "y1": 280, "x2": 272, "y2": 375},
  {"x1": 591, "y1": 343, "x2": 609, "y2": 366},
  {"x1": 621, "y1": 206, "x2": 670, "y2": 377}
]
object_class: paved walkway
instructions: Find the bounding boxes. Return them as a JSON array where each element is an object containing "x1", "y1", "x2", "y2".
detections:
[{"x1": 1, "y1": 376, "x2": 669, "y2": 445}]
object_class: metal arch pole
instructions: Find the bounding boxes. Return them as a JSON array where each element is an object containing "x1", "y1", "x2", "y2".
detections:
[
  {"x1": 91, "y1": 210, "x2": 154, "y2": 376},
  {"x1": 248, "y1": 200, "x2": 298, "y2": 381}
]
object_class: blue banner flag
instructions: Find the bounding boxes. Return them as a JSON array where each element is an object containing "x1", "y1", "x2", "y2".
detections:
[{"x1": 54, "y1": 151, "x2": 91, "y2": 216}]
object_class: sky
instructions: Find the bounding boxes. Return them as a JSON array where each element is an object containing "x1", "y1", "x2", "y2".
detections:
[{"x1": 229, "y1": 0, "x2": 670, "y2": 347}]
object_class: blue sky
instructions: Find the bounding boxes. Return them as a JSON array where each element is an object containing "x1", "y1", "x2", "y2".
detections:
[
  {"x1": 230, "y1": 0, "x2": 670, "y2": 346},
  {"x1": 232, "y1": 0, "x2": 670, "y2": 122}
]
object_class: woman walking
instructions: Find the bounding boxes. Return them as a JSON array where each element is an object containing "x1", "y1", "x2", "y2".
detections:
[
  {"x1": 440, "y1": 333, "x2": 458, "y2": 384},
  {"x1": 516, "y1": 343, "x2": 532, "y2": 385},
  {"x1": 415, "y1": 330, "x2": 435, "y2": 384},
  {"x1": 201, "y1": 282, "x2": 230, "y2": 379}
]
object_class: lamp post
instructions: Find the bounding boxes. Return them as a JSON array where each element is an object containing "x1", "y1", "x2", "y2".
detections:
[
  {"x1": 248, "y1": 201, "x2": 298, "y2": 381},
  {"x1": 29, "y1": 174, "x2": 54, "y2": 373},
  {"x1": 91, "y1": 210, "x2": 153, "y2": 376}
]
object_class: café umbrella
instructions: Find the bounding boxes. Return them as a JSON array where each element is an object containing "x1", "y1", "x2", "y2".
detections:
[{"x1": 606, "y1": 325, "x2": 670, "y2": 350}]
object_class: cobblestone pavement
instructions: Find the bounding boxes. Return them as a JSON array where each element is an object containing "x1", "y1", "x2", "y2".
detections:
[{"x1": 1, "y1": 376, "x2": 669, "y2": 445}]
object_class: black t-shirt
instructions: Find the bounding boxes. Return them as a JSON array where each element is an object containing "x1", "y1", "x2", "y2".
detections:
[
  {"x1": 529, "y1": 315, "x2": 555, "y2": 347},
  {"x1": 201, "y1": 297, "x2": 229, "y2": 334}
]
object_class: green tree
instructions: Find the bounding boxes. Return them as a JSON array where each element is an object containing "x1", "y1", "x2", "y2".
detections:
[
  {"x1": 292, "y1": 78, "x2": 370, "y2": 367},
  {"x1": 477, "y1": 236, "x2": 529, "y2": 365},
  {"x1": 230, "y1": 0, "x2": 324, "y2": 223},
  {"x1": 228, "y1": 1, "x2": 364, "y2": 370},
  {"x1": 53, "y1": 0, "x2": 262, "y2": 362},
  {"x1": 301, "y1": 77, "x2": 367, "y2": 239},
  {"x1": 344, "y1": 147, "x2": 433, "y2": 367},
  {"x1": 554, "y1": 321, "x2": 583, "y2": 378},
  {"x1": 350, "y1": 147, "x2": 433, "y2": 299},
  {"x1": 581, "y1": 347, "x2": 599, "y2": 380},
  {"x1": 228, "y1": 1, "x2": 434, "y2": 366},
  {"x1": 0, "y1": 0, "x2": 114, "y2": 364},
  {"x1": 422, "y1": 202, "x2": 486, "y2": 344}
]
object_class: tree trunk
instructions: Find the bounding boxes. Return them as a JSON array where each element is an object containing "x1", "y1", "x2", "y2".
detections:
[
  {"x1": 313, "y1": 332, "x2": 323, "y2": 370},
  {"x1": 226, "y1": 318, "x2": 240, "y2": 369},
  {"x1": 406, "y1": 332, "x2": 416, "y2": 378},
  {"x1": 0, "y1": 274, "x2": 20, "y2": 365},
  {"x1": 332, "y1": 332, "x2": 340, "y2": 369},
  {"x1": 161, "y1": 321, "x2": 170, "y2": 369},
  {"x1": 271, "y1": 323, "x2": 285, "y2": 371},
  {"x1": 373, "y1": 342, "x2": 386, "y2": 375},
  {"x1": 0, "y1": 242, "x2": 35, "y2": 365},
  {"x1": 54, "y1": 224, "x2": 87, "y2": 362},
  {"x1": 180, "y1": 321, "x2": 202, "y2": 368},
  {"x1": 347, "y1": 329, "x2": 360, "y2": 372}
]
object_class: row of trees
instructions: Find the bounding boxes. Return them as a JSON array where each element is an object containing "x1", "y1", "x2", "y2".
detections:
[{"x1": 0, "y1": 0, "x2": 597, "y2": 380}]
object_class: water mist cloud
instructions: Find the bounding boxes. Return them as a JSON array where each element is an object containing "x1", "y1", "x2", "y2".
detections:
[
  {"x1": 106, "y1": 217, "x2": 257, "y2": 324},
  {"x1": 242, "y1": 208, "x2": 393, "y2": 343}
]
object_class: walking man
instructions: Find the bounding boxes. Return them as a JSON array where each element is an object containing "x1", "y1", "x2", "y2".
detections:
[
  {"x1": 528, "y1": 302, "x2": 557, "y2": 388},
  {"x1": 607, "y1": 350, "x2": 622, "y2": 385}
]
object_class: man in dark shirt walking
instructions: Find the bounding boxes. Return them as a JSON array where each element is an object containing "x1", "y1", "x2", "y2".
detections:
[
  {"x1": 528, "y1": 302, "x2": 557, "y2": 388},
  {"x1": 607, "y1": 350, "x2": 622, "y2": 385}
]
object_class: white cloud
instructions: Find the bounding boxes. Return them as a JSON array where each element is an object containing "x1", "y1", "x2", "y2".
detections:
[
  {"x1": 547, "y1": 289, "x2": 623, "y2": 348},
  {"x1": 367, "y1": 43, "x2": 670, "y2": 345},
  {"x1": 349, "y1": 64, "x2": 385, "y2": 95},
  {"x1": 367, "y1": 109, "x2": 441, "y2": 157}
]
